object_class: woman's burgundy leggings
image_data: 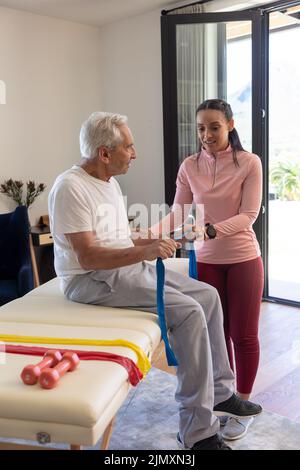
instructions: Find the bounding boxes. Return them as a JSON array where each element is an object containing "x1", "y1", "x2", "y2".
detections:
[{"x1": 197, "y1": 257, "x2": 264, "y2": 395}]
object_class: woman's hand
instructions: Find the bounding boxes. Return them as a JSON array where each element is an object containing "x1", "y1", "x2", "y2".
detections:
[{"x1": 172, "y1": 224, "x2": 205, "y2": 243}]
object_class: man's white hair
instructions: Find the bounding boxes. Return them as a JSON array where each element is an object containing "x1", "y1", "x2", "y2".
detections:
[{"x1": 79, "y1": 112, "x2": 128, "y2": 159}]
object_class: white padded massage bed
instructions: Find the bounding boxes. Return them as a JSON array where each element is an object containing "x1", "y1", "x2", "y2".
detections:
[{"x1": 0, "y1": 258, "x2": 189, "y2": 450}]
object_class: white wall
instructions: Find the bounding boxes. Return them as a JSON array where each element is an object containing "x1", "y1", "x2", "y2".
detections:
[
  {"x1": 99, "y1": 9, "x2": 165, "y2": 216},
  {"x1": 0, "y1": 6, "x2": 103, "y2": 224}
]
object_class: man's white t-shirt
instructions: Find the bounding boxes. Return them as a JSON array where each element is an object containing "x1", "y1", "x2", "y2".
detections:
[{"x1": 48, "y1": 166, "x2": 134, "y2": 290}]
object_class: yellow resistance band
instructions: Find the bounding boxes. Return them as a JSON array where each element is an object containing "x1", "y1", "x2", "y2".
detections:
[{"x1": 0, "y1": 334, "x2": 151, "y2": 376}]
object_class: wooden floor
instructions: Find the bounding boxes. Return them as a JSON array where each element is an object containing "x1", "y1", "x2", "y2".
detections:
[{"x1": 152, "y1": 301, "x2": 300, "y2": 423}]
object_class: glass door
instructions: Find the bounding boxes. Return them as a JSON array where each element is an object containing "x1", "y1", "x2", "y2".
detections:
[
  {"x1": 161, "y1": 1, "x2": 300, "y2": 307},
  {"x1": 161, "y1": 10, "x2": 264, "y2": 254},
  {"x1": 267, "y1": 4, "x2": 300, "y2": 303},
  {"x1": 176, "y1": 19, "x2": 253, "y2": 165}
]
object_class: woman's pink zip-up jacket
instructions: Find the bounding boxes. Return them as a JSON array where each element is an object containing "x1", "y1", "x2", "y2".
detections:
[{"x1": 173, "y1": 145, "x2": 263, "y2": 264}]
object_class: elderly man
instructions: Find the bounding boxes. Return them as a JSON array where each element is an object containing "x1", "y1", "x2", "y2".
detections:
[{"x1": 48, "y1": 112, "x2": 262, "y2": 451}]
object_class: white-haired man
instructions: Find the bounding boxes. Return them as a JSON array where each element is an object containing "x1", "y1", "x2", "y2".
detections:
[{"x1": 48, "y1": 112, "x2": 262, "y2": 451}]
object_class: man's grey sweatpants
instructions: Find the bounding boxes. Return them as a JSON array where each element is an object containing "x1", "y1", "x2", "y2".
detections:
[{"x1": 65, "y1": 261, "x2": 235, "y2": 448}]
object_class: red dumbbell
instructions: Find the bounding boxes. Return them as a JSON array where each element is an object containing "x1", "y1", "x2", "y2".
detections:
[
  {"x1": 39, "y1": 352, "x2": 80, "y2": 389},
  {"x1": 21, "y1": 350, "x2": 62, "y2": 385}
]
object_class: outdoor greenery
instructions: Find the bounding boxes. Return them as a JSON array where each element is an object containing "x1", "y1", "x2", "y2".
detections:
[{"x1": 270, "y1": 159, "x2": 300, "y2": 201}]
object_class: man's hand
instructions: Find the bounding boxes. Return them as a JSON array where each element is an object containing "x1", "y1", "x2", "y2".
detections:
[
  {"x1": 144, "y1": 239, "x2": 181, "y2": 261},
  {"x1": 131, "y1": 227, "x2": 156, "y2": 246}
]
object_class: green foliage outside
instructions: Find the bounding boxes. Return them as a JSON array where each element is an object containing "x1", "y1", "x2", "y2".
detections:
[{"x1": 270, "y1": 158, "x2": 300, "y2": 201}]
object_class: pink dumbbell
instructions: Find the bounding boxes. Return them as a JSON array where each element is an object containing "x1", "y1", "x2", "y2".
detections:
[
  {"x1": 21, "y1": 350, "x2": 62, "y2": 385},
  {"x1": 39, "y1": 352, "x2": 80, "y2": 389}
]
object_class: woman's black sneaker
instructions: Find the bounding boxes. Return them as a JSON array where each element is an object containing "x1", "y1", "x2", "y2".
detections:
[
  {"x1": 213, "y1": 393, "x2": 262, "y2": 417},
  {"x1": 177, "y1": 433, "x2": 232, "y2": 450}
]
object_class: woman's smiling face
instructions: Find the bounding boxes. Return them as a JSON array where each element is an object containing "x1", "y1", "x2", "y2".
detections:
[{"x1": 196, "y1": 109, "x2": 234, "y2": 153}]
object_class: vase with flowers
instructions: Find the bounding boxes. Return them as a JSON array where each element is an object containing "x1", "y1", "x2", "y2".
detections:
[{"x1": 0, "y1": 179, "x2": 46, "y2": 208}]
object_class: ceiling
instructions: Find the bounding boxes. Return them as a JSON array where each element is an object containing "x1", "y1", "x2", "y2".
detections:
[
  {"x1": 0, "y1": 0, "x2": 280, "y2": 28},
  {"x1": 0, "y1": 0, "x2": 187, "y2": 28}
]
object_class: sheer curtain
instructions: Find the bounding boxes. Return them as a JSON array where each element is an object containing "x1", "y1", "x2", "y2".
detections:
[
  {"x1": 170, "y1": 4, "x2": 207, "y2": 245},
  {"x1": 175, "y1": 16, "x2": 225, "y2": 162},
  {"x1": 176, "y1": 23, "x2": 205, "y2": 163},
  {"x1": 172, "y1": 4, "x2": 219, "y2": 163},
  {"x1": 169, "y1": 4, "x2": 204, "y2": 15}
]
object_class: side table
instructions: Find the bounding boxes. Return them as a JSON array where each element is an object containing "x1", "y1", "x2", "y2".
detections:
[{"x1": 30, "y1": 226, "x2": 54, "y2": 287}]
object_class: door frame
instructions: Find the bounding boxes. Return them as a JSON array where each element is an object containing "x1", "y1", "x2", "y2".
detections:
[
  {"x1": 259, "y1": 0, "x2": 300, "y2": 306},
  {"x1": 161, "y1": 1, "x2": 300, "y2": 306},
  {"x1": 161, "y1": 10, "x2": 263, "y2": 206}
]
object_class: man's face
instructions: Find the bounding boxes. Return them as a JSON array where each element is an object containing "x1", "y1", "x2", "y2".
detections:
[{"x1": 106, "y1": 125, "x2": 136, "y2": 176}]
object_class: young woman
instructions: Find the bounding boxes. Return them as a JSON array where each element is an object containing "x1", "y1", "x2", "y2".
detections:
[{"x1": 152, "y1": 99, "x2": 264, "y2": 440}]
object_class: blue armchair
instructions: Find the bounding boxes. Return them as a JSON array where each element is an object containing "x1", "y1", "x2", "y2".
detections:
[{"x1": 0, "y1": 206, "x2": 34, "y2": 306}]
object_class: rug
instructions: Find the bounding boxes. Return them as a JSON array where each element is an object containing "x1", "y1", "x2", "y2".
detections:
[
  {"x1": 108, "y1": 367, "x2": 300, "y2": 451},
  {"x1": 1, "y1": 367, "x2": 300, "y2": 450}
]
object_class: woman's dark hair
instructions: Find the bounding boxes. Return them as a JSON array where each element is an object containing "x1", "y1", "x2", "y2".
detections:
[{"x1": 196, "y1": 99, "x2": 246, "y2": 167}]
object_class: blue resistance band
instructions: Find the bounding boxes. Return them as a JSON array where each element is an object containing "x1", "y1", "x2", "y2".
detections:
[
  {"x1": 188, "y1": 243, "x2": 198, "y2": 280},
  {"x1": 156, "y1": 245, "x2": 198, "y2": 367}
]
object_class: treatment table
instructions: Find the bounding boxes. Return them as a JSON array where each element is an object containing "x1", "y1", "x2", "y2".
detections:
[{"x1": 0, "y1": 258, "x2": 189, "y2": 450}]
